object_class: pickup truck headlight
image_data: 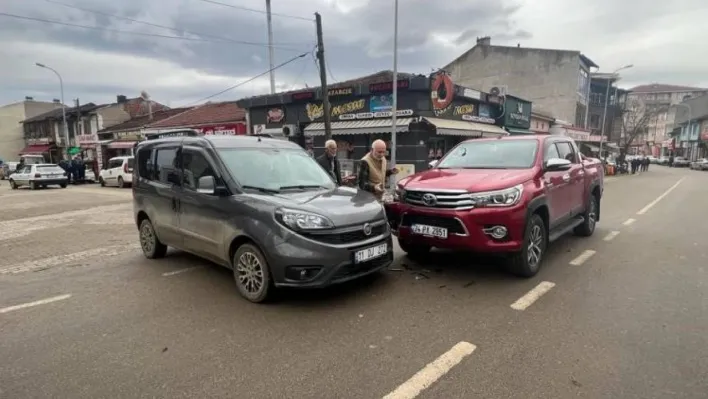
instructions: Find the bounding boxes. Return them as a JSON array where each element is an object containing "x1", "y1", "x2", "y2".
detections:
[
  {"x1": 393, "y1": 186, "x2": 405, "y2": 201},
  {"x1": 275, "y1": 208, "x2": 334, "y2": 230},
  {"x1": 470, "y1": 184, "x2": 524, "y2": 207}
]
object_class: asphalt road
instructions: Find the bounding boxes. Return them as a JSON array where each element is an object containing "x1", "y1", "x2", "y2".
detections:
[{"x1": 0, "y1": 166, "x2": 706, "y2": 399}]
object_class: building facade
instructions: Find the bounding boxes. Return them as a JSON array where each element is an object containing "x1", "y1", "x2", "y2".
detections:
[
  {"x1": 530, "y1": 111, "x2": 554, "y2": 134},
  {"x1": 672, "y1": 94, "x2": 708, "y2": 160},
  {"x1": 442, "y1": 36, "x2": 597, "y2": 129},
  {"x1": 588, "y1": 73, "x2": 627, "y2": 145},
  {"x1": 0, "y1": 98, "x2": 63, "y2": 162}
]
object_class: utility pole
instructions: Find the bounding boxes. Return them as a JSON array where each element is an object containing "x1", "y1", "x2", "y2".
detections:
[
  {"x1": 315, "y1": 12, "x2": 332, "y2": 141},
  {"x1": 390, "y1": 0, "x2": 399, "y2": 179},
  {"x1": 265, "y1": 0, "x2": 276, "y2": 94},
  {"x1": 74, "y1": 98, "x2": 80, "y2": 147}
]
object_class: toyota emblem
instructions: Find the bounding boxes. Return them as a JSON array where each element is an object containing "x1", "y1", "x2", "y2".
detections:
[
  {"x1": 363, "y1": 223, "x2": 373, "y2": 236},
  {"x1": 422, "y1": 193, "x2": 437, "y2": 206}
]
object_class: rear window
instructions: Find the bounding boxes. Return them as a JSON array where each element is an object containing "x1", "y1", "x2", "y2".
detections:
[{"x1": 37, "y1": 165, "x2": 63, "y2": 172}]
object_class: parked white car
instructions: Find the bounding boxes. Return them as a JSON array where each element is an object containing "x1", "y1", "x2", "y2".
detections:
[
  {"x1": 8, "y1": 164, "x2": 68, "y2": 190},
  {"x1": 99, "y1": 156, "x2": 134, "y2": 188}
]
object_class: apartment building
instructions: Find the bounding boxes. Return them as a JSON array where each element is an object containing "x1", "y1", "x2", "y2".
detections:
[{"x1": 0, "y1": 98, "x2": 63, "y2": 162}]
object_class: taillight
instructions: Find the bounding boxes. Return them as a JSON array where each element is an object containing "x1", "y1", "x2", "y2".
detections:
[
  {"x1": 34, "y1": 173, "x2": 41, "y2": 178},
  {"x1": 124, "y1": 163, "x2": 129, "y2": 173}
]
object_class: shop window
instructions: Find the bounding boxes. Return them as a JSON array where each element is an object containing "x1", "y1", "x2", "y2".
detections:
[{"x1": 428, "y1": 139, "x2": 446, "y2": 161}]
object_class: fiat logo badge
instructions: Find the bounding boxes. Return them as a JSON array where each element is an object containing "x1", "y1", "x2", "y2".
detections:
[{"x1": 363, "y1": 223, "x2": 373, "y2": 236}]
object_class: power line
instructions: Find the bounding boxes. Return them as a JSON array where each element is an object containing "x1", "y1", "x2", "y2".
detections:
[
  {"x1": 42, "y1": 0, "x2": 310, "y2": 49},
  {"x1": 196, "y1": 0, "x2": 313, "y2": 21},
  {"x1": 0, "y1": 12, "x2": 305, "y2": 50},
  {"x1": 184, "y1": 51, "x2": 309, "y2": 106}
]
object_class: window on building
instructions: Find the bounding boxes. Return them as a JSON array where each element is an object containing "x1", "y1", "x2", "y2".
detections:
[{"x1": 590, "y1": 114, "x2": 601, "y2": 129}]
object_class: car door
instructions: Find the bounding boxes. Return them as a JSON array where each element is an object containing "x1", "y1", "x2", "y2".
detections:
[
  {"x1": 14, "y1": 166, "x2": 31, "y2": 186},
  {"x1": 104, "y1": 159, "x2": 119, "y2": 185},
  {"x1": 556, "y1": 141, "x2": 585, "y2": 216},
  {"x1": 542, "y1": 141, "x2": 572, "y2": 227},
  {"x1": 177, "y1": 147, "x2": 228, "y2": 264},
  {"x1": 150, "y1": 145, "x2": 184, "y2": 248}
]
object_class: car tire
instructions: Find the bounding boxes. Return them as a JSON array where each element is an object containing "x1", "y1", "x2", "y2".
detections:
[
  {"x1": 507, "y1": 213, "x2": 546, "y2": 278},
  {"x1": 9, "y1": 179, "x2": 17, "y2": 190},
  {"x1": 139, "y1": 219, "x2": 167, "y2": 259},
  {"x1": 397, "y1": 238, "x2": 431, "y2": 257},
  {"x1": 233, "y1": 243, "x2": 273, "y2": 303},
  {"x1": 574, "y1": 194, "x2": 598, "y2": 237},
  {"x1": 99, "y1": 177, "x2": 105, "y2": 187},
  {"x1": 60, "y1": 183, "x2": 67, "y2": 188},
  {"x1": 117, "y1": 177, "x2": 125, "y2": 188}
]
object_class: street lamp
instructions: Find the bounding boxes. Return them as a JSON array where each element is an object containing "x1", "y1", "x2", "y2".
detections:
[
  {"x1": 599, "y1": 64, "x2": 633, "y2": 157},
  {"x1": 36, "y1": 62, "x2": 69, "y2": 158}
]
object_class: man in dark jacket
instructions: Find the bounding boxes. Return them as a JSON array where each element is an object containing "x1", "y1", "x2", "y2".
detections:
[{"x1": 316, "y1": 139, "x2": 343, "y2": 185}]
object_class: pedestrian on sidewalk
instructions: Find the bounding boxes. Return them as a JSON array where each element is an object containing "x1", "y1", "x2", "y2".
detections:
[
  {"x1": 357, "y1": 139, "x2": 398, "y2": 201},
  {"x1": 630, "y1": 157, "x2": 638, "y2": 174}
]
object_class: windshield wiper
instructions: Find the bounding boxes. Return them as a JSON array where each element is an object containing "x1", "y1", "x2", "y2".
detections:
[
  {"x1": 241, "y1": 185, "x2": 280, "y2": 194},
  {"x1": 278, "y1": 184, "x2": 329, "y2": 191}
]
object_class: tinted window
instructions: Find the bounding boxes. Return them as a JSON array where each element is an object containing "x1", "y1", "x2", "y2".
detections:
[
  {"x1": 555, "y1": 142, "x2": 577, "y2": 163},
  {"x1": 108, "y1": 159, "x2": 123, "y2": 169},
  {"x1": 154, "y1": 148, "x2": 180, "y2": 185},
  {"x1": 544, "y1": 142, "x2": 561, "y2": 162},
  {"x1": 182, "y1": 150, "x2": 215, "y2": 191},
  {"x1": 436, "y1": 140, "x2": 539, "y2": 169},
  {"x1": 217, "y1": 148, "x2": 335, "y2": 191},
  {"x1": 137, "y1": 148, "x2": 153, "y2": 179}
]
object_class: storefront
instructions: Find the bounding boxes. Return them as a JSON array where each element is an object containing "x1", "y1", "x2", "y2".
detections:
[
  {"x1": 501, "y1": 96, "x2": 532, "y2": 134},
  {"x1": 239, "y1": 72, "x2": 510, "y2": 176},
  {"x1": 19, "y1": 138, "x2": 59, "y2": 163}
]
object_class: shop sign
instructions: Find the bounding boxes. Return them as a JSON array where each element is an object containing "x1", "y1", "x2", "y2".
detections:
[
  {"x1": 292, "y1": 91, "x2": 315, "y2": 101},
  {"x1": 328, "y1": 87, "x2": 353, "y2": 97},
  {"x1": 452, "y1": 104, "x2": 474, "y2": 116},
  {"x1": 370, "y1": 94, "x2": 394, "y2": 112},
  {"x1": 27, "y1": 137, "x2": 50, "y2": 145},
  {"x1": 339, "y1": 109, "x2": 413, "y2": 120},
  {"x1": 306, "y1": 99, "x2": 366, "y2": 121},
  {"x1": 462, "y1": 115, "x2": 495, "y2": 124},
  {"x1": 200, "y1": 124, "x2": 246, "y2": 136},
  {"x1": 369, "y1": 80, "x2": 409, "y2": 93},
  {"x1": 478, "y1": 104, "x2": 493, "y2": 119},
  {"x1": 77, "y1": 134, "x2": 99, "y2": 144},
  {"x1": 266, "y1": 108, "x2": 285, "y2": 123},
  {"x1": 431, "y1": 72, "x2": 455, "y2": 116},
  {"x1": 462, "y1": 88, "x2": 481, "y2": 100},
  {"x1": 565, "y1": 130, "x2": 591, "y2": 141},
  {"x1": 509, "y1": 102, "x2": 530, "y2": 123}
]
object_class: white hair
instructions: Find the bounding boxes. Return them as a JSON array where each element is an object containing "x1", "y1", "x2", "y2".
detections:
[
  {"x1": 371, "y1": 139, "x2": 386, "y2": 149},
  {"x1": 325, "y1": 139, "x2": 337, "y2": 149}
]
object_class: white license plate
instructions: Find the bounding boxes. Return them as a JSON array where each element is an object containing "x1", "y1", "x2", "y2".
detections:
[
  {"x1": 354, "y1": 243, "x2": 388, "y2": 264},
  {"x1": 411, "y1": 224, "x2": 448, "y2": 239}
]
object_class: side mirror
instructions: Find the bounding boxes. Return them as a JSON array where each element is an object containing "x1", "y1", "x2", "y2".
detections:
[
  {"x1": 197, "y1": 175, "x2": 216, "y2": 195},
  {"x1": 428, "y1": 159, "x2": 439, "y2": 169},
  {"x1": 544, "y1": 158, "x2": 572, "y2": 171}
]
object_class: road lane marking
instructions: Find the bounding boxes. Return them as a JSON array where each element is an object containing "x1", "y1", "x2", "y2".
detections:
[
  {"x1": 382, "y1": 341, "x2": 477, "y2": 399},
  {"x1": 510, "y1": 281, "x2": 556, "y2": 311},
  {"x1": 637, "y1": 178, "x2": 685, "y2": 215},
  {"x1": 163, "y1": 267, "x2": 201, "y2": 277},
  {"x1": 0, "y1": 294, "x2": 71, "y2": 314},
  {"x1": 0, "y1": 244, "x2": 139, "y2": 275},
  {"x1": 623, "y1": 218, "x2": 636, "y2": 226},
  {"x1": 569, "y1": 250, "x2": 597, "y2": 266},
  {"x1": 603, "y1": 231, "x2": 620, "y2": 241}
]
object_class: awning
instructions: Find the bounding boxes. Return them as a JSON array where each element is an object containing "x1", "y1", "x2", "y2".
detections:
[
  {"x1": 506, "y1": 128, "x2": 533, "y2": 135},
  {"x1": 605, "y1": 143, "x2": 620, "y2": 150},
  {"x1": 19, "y1": 144, "x2": 53, "y2": 155},
  {"x1": 107, "y1": 141, "x2": 137, "y2": 149},
  {"x1": 582, "y1": 143, "x2": 601, "y2": 152},
  {"x1": 304, "y1": 118, "x2": 413, "y2": 136},
  {"x1": 423, "y1": 117, "x2": 507, "y2": 137}
]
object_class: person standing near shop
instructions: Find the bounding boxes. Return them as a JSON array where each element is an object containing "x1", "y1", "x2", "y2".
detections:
[
  {"x1": 358, "y1": 139, "x2": 398, "y2": 200},
  {"x1": 317, "y1": 140, "x2": 343, "y2": 185}
]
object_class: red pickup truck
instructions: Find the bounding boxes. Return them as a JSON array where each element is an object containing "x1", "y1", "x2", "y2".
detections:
[{"x1": 386, "y1": 135, "x2": 603, "y2": 277}]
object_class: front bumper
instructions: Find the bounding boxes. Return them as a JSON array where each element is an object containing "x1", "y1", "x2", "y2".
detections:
[
  {"x1": 267, "y1": 227, "x2": 394, "y2": 288},
  {"x1": 386, "y1": 201, "x2": 527, "y2": 253}
]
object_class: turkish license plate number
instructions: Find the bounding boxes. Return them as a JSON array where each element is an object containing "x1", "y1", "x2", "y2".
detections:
[
  {"x1": 354, "y1": 243, "x2": 388, "y2": 264},
  {"x1": 411, "y1": 224, "x2": 448, "y2": 239}
]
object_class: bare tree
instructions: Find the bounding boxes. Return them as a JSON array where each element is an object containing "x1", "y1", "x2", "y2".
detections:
[{"x1": 620, "y1": 97, "x2": 667, "y2": 154}]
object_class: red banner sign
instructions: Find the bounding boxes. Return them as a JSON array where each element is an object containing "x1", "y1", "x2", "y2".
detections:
[{"x1": 199, "y1": 123, "x2": 247, "y2": 136}]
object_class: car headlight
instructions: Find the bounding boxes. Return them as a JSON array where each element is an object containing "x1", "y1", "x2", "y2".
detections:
[
  {"x1": 470, "y1": 184, "x2": 524, "y2": 207},
  {"x1": 275, "y1": 208, "x2": 334, "y2": 230},
  {"x1": 393, "y1": 186, "x2": 405, "y2": 201}
]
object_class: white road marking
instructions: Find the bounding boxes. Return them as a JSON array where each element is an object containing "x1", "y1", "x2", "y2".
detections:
[
  {"x1": 603, "y1": 231, "x2": 620, "y2": 241},
  {"x1": 382, "y1": 341, "x2": 477, "y2": 399},
  {"x1": 0, "y1": 244, "x2": 140, "y2": 275},
  {"x1": 0, "y1": 294, "x2": 71, "y2": 314},
  {"x1": 510, "y1": 281, "x2": 556, "y2": 311},
  {"x1": 569, "y1": 250, "x2": 597, "y2": 266},
  {"x1": 636, "y1": 178, "x2": 684, "y2": 215},
  {"x1": 162, "y1": 267, "x2": 201, "y2": 277},
  {"x1": 623, "y1": 218, "x2": 636, "y2": 226}
]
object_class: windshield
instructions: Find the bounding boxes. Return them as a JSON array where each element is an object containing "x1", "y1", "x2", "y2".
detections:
[
  {"x1": 436, "y1": 139, "x2": 539, "y2": 169},
  {"x1": 218, "y1": 147, "x2": 336, "y2": 192}
]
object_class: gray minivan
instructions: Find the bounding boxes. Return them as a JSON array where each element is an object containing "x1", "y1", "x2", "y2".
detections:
[{"x1": 132, "y1": 135, "x2": 393, "y2": 303}]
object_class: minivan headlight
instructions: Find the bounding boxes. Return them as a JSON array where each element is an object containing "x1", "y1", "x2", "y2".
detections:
[
  {"x1": 275, "y1": 208, "x2": 334, "y2": 230},
  {"x1": 470, "y1": 184, "x2": 524, "y2": 207}
]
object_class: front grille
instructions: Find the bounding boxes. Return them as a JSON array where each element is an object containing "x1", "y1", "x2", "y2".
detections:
[
  {"x1": 301, "y1": 221, "x2": 387, "y2": 245},
  {"x1": 403, "y1": 190, "x2": 474, "y2": 210},
  {"x1": 400, "y1": 214, "x2": 466, "y2": 235}
]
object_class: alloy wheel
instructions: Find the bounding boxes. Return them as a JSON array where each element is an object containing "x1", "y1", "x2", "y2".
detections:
[
  {"x1": 140, "y1": 223, "x2": 155, "y2": 255},
  {"x1": 527, "y1": 224, "x2": 544, "y2": 267},
  {"x1": 587, "y1": 198, "x2": 597, "y2": 231},
  {"x1": 236, "y1": 251, "x2": 264, "y2": 295}
]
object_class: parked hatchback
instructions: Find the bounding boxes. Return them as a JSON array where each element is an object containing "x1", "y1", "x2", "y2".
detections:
[{"x1": 132, "y1": 135, "x2": 392, "y2": 303}]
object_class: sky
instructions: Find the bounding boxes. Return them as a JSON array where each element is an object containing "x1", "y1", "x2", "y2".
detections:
[{"x1": 1, "y1": 0, "x2": 707, "y2": 107}]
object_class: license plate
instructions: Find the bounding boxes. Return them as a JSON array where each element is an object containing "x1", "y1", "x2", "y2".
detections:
[
  {"x1": 354, "y1": 243, "x2": 388, "y2": 264},
  {"x1": 411, "y1": 224, "x2": 448, "y2": 239}
]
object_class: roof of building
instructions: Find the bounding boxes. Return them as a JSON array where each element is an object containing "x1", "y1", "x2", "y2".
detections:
[
  {"x1": 21, "y1": 103, "x2": 101, "y2": 123},
  {"x1": 628, "y1": 83, "x2": 707, "y2": 93},
  {"x1": 147, "y1": 101, "x2": 245, "y2": 129},
  {"x1": 97, "y1": 107, "x2": 194, "y2": 134},
  {"x1": 531, "y1": 110, "x2": 555, "y2": 121}
]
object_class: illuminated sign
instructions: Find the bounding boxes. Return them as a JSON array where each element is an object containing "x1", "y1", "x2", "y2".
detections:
[
  {"x1": 306, "y1": 99, "x2": 367, "y2": 121},
  {"x1": 328, "y1": 87, "x2": 353, "y2": 96}
]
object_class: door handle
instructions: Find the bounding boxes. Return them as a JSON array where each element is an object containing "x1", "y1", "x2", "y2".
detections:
[{"x1": 562, "y1": 174, "x2": 570, "y2": 182}]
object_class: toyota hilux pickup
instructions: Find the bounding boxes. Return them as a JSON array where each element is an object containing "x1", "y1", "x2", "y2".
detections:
[{"x1": 386, "y1": 135, "x2": 603, "y2": 277}]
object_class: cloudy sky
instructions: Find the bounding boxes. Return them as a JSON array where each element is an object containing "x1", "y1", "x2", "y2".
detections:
[{"x1": 1, "y1": 0, "x2": 707, "y2": 107}]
